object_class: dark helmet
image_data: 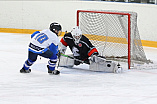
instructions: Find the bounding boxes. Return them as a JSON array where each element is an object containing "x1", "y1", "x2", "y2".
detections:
[{"x1": 49, "y1": 22, "x2": 62, "y2": 34}]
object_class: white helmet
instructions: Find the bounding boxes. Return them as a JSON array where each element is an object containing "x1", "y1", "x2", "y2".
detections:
[{"x1": 71, "y1": 26, "x2": 82, "y2": 44}]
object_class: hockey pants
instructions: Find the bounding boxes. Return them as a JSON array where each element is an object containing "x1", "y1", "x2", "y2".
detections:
[{"x1": 23, "y1": 50, "x2": 57, "y2": 71}]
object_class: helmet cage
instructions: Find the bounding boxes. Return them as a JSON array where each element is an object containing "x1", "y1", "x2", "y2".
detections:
[
  {"x1": 71, "y1": 26, "x2": 82, "y2": 44},
  {"x1": 72, "y1": 33, "x2": 82, "y2": 44}
]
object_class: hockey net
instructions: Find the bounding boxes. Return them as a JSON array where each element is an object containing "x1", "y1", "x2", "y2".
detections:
[{"x1": 77, "y1": 10, "x2": 151, "y2": 69}]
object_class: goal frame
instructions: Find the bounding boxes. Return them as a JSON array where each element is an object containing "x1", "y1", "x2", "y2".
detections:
[{"x1": 77, "y1": 10, "x2": 131, "y2": 69}]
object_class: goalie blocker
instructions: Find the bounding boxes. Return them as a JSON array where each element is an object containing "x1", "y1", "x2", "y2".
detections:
[{"x1": 59, "y1": 54, "x2": 123, "y2": 73}]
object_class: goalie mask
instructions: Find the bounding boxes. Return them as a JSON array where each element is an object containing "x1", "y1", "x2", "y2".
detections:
[{"x1": 71, "y1": 26, "x2": 82, "y2": 44}]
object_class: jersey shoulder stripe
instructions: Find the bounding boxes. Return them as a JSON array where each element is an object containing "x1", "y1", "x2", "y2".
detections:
[{"x1": 60, "y1": 38, "x2": 68, "y2": 46}]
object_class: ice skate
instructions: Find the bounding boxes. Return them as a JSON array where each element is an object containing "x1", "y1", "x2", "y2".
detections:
[
  {"x1": 114, "y1": 63, "x2": 123, "y2": 73},
  {"x1": 20, "y1": 68, "x2": 31, "y2": 73},
  {"x1": 47, "y1": 65, "x2": 60, "y2": 75}
]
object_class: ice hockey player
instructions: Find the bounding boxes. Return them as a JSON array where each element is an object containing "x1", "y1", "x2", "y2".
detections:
[
  {"x1": 60, "y1": 26, "x2": 99, "y2": 66},
  {"x1": 20, "y1": 22, "x2": 62, "y2": 75},
  {"x1": 59, "y1": 26, "x2": 122, "y2": 73}
]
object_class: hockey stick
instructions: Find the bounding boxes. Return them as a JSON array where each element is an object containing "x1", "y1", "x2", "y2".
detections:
[
  {"x1": 60, "y1": 53, "x2": 84, "y2": 64},
  {"x1": 56, "y1": 53, "x2": 84, "y2": 71},
  {"x1": 56, "y1": 54, "x2": 61, "y2": 69}
]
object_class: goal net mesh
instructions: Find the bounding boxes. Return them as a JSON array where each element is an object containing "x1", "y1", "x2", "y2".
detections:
[{"x1": 77, "y1": 10, "x2": 149, "y2": 67}]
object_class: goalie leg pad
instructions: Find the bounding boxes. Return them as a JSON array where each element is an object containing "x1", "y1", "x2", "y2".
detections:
[
  {"x1": 59, "y1": 54, "x2": 74, "y2": 67},
  {"x1": 89, "y1": 57, "x2": 122, "y2": 73}
]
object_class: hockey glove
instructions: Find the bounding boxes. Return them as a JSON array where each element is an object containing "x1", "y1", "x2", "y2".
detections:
[
  {"x1": 90, "y1": 55, "x2": 106, "y2": 63},
  {"x1": 90, "y1": 55, "x2": 98, "y2": 63}
]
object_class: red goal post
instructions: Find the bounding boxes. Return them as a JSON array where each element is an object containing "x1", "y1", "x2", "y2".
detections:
[{"x1": 76, "y1": 10, "x2": 148, "y2": 69}]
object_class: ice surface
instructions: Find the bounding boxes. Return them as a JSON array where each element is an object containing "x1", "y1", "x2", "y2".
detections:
[{"x1": 0, "y1": 33, "x2": 157, "y2": 104}]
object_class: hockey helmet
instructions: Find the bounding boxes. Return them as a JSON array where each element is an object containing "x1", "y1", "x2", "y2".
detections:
[
  {"x1": 49, "y1": 22, "x2": 62, "y2": 35},
  {"x1": 71, "y1": 26, "x2": 82, "y2": 44}
]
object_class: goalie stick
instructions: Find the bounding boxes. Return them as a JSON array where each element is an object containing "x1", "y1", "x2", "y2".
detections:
[
  {"x1": 60, "y1": 53, "x2": 107, "y2": 64},
  {"x1": 59, "y1": 53, "x2": 123, "y2": 73},
  {"x1": 55, "y1": 53, "x2": 85, "y2": 71}
]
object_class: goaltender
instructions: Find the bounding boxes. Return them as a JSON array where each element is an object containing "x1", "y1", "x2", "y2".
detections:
[
  {"x1": 60, "y1": 26, "x2": 99, "y2": 66},
  {"x1": 59, "y1": 26, "x2": 122, "y2": 73}
]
